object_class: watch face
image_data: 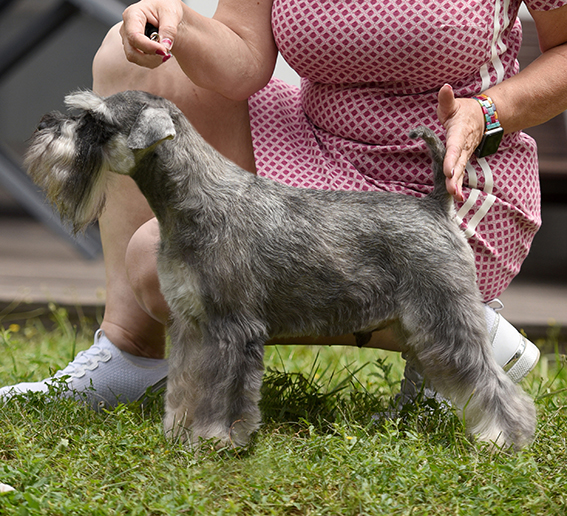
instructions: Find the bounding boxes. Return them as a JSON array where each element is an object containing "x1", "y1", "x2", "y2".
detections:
[{"x1": 475, "y1": 127, "x2": 504, "y2": 158}]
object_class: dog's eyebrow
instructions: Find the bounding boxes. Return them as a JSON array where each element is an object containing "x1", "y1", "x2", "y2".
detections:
[{"x1": 65, "y1": 90, "x2": 107, "y2": 113}]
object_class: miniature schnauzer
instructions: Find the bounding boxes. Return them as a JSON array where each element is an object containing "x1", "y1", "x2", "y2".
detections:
[{"x1": 25, "y1": 90, "x2": 536, "y2": 450}]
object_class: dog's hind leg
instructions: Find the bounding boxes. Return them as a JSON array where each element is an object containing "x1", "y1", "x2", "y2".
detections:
[{"x1": 402, "y1": 299, "x2": 536, "y2": 450}]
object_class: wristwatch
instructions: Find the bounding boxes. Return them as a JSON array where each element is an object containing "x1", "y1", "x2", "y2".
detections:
[{"x1": 472, "y1": 93, "x2": 504, "y2": 158}]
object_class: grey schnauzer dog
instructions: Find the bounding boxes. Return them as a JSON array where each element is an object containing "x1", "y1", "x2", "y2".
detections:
[{"x1": 25, "y1": 89, "x2": 536, "y2": 450}]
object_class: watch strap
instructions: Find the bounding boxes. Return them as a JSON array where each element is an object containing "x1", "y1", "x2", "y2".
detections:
[{"x1": 472, "y1": 93, "x2": 504, "y2": 157}]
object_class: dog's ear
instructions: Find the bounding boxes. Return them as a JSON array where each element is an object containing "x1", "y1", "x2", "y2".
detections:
[{"x1": 127, "y1": 107, "x2": 176, "y2": 151}]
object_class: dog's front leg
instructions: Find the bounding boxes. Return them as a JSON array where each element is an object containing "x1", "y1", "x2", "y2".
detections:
[
  {"x1": 165, "y1": 316, "x2": 265, "y2": 450},
  {"x1": 163, "y1": 318, "x2": 202, "y2": 445}
]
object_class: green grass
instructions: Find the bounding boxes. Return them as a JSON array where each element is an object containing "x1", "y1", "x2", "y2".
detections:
[{"x1": 0, "y1": 307, "x2": 566, "y2": 515}]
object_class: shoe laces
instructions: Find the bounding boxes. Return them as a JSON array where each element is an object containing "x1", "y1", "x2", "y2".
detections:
[{"x1": 53, "y1": 342, "x2": 112, "y2": 380}]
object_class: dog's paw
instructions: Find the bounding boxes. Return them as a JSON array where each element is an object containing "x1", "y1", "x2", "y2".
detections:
[{"x1": 189, "y1": 417, "x2": 259, "y2": 451}]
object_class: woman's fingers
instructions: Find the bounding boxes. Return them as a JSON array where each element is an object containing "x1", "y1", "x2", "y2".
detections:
[
  {"x1": 120, "y1": 1, "x2": 182, "y2": 67},
  {"x1": 437, "y1": 84, "x2": 485, "y2": 201}
]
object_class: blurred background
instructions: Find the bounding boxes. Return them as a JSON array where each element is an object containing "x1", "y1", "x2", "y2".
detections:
[{"x1": 0, "y1": 0, "x2": 565, "y2": 343}]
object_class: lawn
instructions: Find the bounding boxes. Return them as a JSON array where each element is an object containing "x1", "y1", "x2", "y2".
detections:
[{"x1": 0, "y1": 307, "x2": 566, "y2": 515}]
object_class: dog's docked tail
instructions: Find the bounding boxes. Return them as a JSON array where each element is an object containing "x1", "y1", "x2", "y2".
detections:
[{"x1": 408, "y1": 126, "x2": 452, "y2": 212}]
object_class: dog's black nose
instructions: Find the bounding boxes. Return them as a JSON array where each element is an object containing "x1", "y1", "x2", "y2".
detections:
[
  {"x1": 36, "y1": 112, "x2": 63, "y2": 132},
  {"x1": 36, "y1": 116, "x2": 52, "y2": 132}
]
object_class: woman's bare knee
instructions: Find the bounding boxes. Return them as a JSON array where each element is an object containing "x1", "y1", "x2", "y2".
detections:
[
  {"x1": 93, "y1": 23, "x2": 168, "y2": 96},
  {"x1": 125, "y1": 219, "x2": 170, "y2": 325}
]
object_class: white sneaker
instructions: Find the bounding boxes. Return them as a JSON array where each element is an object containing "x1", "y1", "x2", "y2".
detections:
[
  {"x1": 485, "y1": 303, "x2": 540, "y2": 383},
  {"x1": 0, "y1": 329, "x2": 168, "y2": 410}
]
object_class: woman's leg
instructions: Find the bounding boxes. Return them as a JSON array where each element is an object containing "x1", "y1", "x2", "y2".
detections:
[{"x1": 93, "y1": 26, "x2": 540, "y2": 411}]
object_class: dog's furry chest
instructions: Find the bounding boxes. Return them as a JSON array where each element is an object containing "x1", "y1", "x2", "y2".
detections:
[{"x1": 157, "y1": 254, "x2": 205, "y2": 321}]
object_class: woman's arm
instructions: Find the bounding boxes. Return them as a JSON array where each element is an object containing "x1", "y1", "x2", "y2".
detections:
[
  {"x1": 120, "y1": 0, "x2": 277, "y2": 101},
  {"x1": 438, "y1": 4, "x2": 567, "y2": 200},
  {"x1": 486, "y1": 6, "x2": 567, "y2": 133}
]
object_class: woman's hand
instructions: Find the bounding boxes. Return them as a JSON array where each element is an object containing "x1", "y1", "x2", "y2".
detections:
[
  {"x1": 436, "y1": 84, "x2": 485, "y2": 202},
  {"x1": 120, "y1": 0, "x2": 184, "y2": 68}
]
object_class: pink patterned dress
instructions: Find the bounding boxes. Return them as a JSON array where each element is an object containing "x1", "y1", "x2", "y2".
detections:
[{"x1": 248, "y1": 0, "x2": 566, "y2": 302}]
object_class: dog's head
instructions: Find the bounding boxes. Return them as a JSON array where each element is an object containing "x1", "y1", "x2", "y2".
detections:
[
  {"x1": 64, "y1": 90, "x2": 178, "y2": 172},
  {"x1": 25, "y1": 90, "x2": 177, "y2": 231}
]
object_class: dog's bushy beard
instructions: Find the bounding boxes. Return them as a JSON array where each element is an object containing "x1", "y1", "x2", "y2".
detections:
[{"x1": 25, "y1": 112, "x2": 116, "y2": 232}]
